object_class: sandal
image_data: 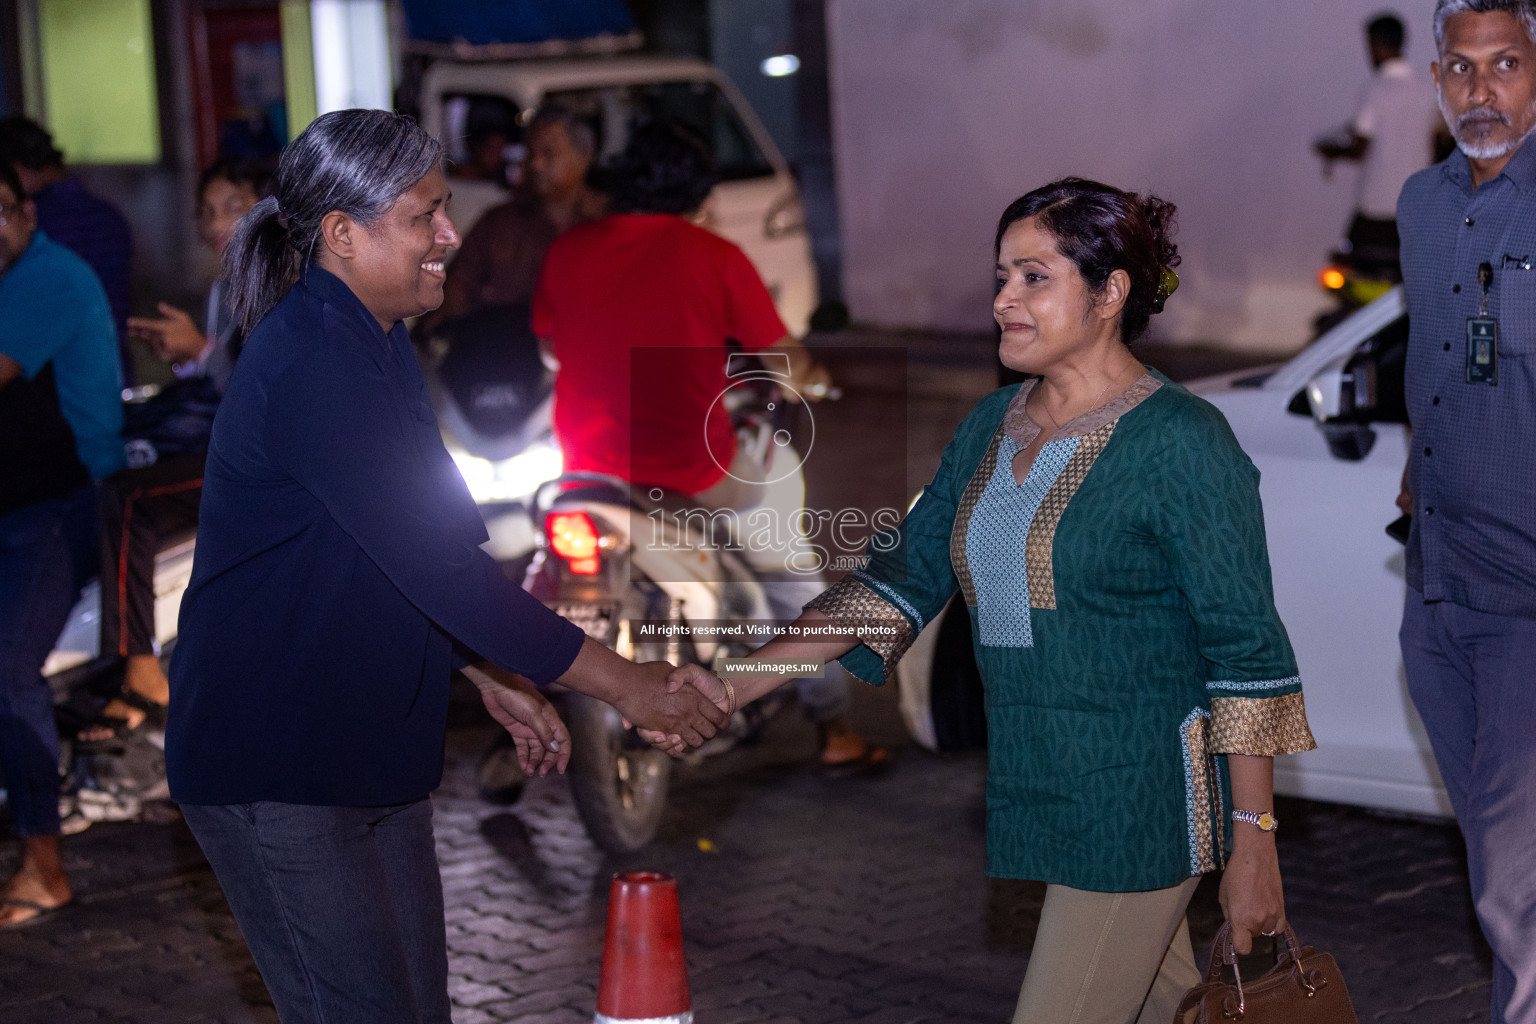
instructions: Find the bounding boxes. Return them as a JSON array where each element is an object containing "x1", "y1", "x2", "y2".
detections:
[
  {"x1": 76, "y1": 686, "x2": 167, "y2": 744},
  {"x1": 112, "y1": 688, "x2": 169, "y2": 730},
  {"x1": 0, "y1": 897, "x2": 72, "y2": 930},
  {"x1": 820, "y1": 740, "x2": 891, "y2": 774}
]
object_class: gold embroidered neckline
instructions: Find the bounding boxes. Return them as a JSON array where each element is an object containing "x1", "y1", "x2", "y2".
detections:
[{"x1": 1003, "y1": 372, "x2": 1162, "y2": 448}]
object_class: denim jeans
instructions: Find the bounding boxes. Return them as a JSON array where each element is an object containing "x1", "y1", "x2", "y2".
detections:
[
  {"x1": 181, "y1": 798, "x2": 451, "y2": 1024},
  {"x1": 1402, "y1": 590, "x2": 1536, "y2": 1024},
  {"x1": 0, "y1": 486, "x2": 98, "y2": 837}
]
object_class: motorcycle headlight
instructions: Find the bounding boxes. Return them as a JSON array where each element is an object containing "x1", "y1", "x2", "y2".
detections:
[{"x1": 452, "y1": 445, "x2": 563, "y2": 504}]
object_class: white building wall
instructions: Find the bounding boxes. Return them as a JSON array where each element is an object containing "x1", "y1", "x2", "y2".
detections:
[{"x1": 826, "y1": 0, "x2": 1441, "y2": 352}]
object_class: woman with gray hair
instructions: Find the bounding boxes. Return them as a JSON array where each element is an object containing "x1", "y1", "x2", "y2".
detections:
[{"x1": 165, "y1": 108, "x2": 725, "y2": 1023}]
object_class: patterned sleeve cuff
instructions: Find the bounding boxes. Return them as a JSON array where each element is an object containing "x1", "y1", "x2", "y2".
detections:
[
  {"x1": 806, "y1": 577, "x2": 917, "y2": 684},
  {"x1": 1208, "y1": 692, "x2": 1317, "y2": 756}
]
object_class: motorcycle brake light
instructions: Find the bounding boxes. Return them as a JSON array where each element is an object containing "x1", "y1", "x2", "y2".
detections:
[
  {"x1": 1319, "y1": 267, "x2": 1347, "y2": 291},
  {"x1": 547, "y1": 512, "x2": 601, "y2": 574}
]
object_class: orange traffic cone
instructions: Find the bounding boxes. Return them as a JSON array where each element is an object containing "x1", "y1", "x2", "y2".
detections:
[{"x1": 595, "y1": 871, "x2": 694, "y2": 1024}]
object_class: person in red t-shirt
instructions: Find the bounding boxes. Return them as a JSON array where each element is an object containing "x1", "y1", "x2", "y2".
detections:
[{"x1": 533, "y1": 119, "x2": 885, "y2": 768}]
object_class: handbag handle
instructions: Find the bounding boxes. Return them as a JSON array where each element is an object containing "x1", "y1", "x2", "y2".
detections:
[{"x1": 1203, "y1": 923, "x2": 1313, "y2": 1016}]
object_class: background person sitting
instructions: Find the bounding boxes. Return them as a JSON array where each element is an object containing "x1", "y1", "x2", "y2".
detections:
[{"x1": 79, "y1": 160, "x2": 266, "y2": 743}]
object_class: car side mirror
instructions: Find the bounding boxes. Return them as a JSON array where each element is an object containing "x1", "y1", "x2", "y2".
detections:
[
  {"x1": 1303, "y1": 365, "x2": 1377, "y2": 461},
  {"x1": 1304, "y1": 359, "x2": 1378, "y2": 423}
]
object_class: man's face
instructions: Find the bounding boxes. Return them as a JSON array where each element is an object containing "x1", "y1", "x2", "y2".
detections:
[
  {"x1": 0, "y1": 183, "x2": 36, "y2": 275},
  {"x1": 1434, "y1": 10, "x2": 1536, "y2": 160},
  {"x1": 525, "y1": 122, "x2": 590, "y2": 201}
]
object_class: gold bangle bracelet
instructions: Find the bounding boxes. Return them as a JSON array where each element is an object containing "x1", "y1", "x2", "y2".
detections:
[{"x1": 721, "y1": 678, "x2": 737, "y2": 715}]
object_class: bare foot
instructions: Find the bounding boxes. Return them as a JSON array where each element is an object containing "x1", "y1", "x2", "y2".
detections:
[
  {"x1": 0, "y1": 838, "x2": 71, "y2": 928},
  {"x1": 124, "y1": 655, "x2": 170, "y2": 705}
]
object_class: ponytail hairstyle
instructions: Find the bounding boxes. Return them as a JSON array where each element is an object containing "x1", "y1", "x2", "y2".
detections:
[
  {"x1": 994, "y1": 178, "x2": 1180, "y2": 346},
  {"x1": 222, "y1": 108, "x2": 443, "y2": 334}
]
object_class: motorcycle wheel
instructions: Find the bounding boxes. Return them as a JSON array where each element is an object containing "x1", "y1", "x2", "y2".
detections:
[{"x1": 561, "y1": 690, "x2": 672, "y2": 853}]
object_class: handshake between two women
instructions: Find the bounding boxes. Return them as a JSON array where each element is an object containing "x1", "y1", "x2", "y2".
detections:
[
  {"x1": 459, "y1": 635, "x2": 780, "y2": 775},
  {"x1": 464, "y1": 614, "x2": 853, "y2": 772}
]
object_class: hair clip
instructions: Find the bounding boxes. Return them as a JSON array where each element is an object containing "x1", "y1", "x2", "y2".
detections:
[{"x1": 1152, "y1": 267, "x2": 1180, "y2": 313}]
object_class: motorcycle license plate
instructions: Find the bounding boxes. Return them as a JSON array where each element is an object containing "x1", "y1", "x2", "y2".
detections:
[{"x1": 553, "y1": 602, "x2": 619, "y2": 643}]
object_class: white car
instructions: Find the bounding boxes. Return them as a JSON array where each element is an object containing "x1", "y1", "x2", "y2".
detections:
[
  {"x1": 899, "y1": 289, "x2": 1448, "y2": 819},
  {"x1": 416, "y1": 54, "x2": 819, "y2": 337},
  {"x1": 1192, "y1": 288, "x2": 1448, "y2": 818}
]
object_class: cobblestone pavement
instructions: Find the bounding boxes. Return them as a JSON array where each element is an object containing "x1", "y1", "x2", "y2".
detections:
[
  {"x1": 0, "y1": 333, "x2": 1496, "y2": 1023},
  {"x1": 0, "y1": 683, "x2": 1495, "y2": 1023}
]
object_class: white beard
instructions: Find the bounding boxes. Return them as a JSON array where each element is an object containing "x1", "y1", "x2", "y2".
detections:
[{"x1": 1438, "y1": 86, "x2": 1536, "y2": 160}]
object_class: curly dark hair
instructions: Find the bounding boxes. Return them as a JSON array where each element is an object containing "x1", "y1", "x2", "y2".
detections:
[
  {"x1": 994, "y1": 178, "x2": 1180, "y2": 345},
  {"x1": 596, "y1": 117, "x2": 718, "y2": 215}
]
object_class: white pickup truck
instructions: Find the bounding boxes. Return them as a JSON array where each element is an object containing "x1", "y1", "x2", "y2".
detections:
[{"x1": 415, "y1": 54, "x2": 819, "y2": 337}]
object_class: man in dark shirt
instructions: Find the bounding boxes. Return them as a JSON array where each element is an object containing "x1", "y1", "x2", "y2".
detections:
[
  {"x1": 416, "y1": 105, "x2": 600, "y2": 340},
  {"x1": 0, "y1": 162, "x2": 123, "y2": 928},
  {"x1": 1396, "y1": 3, "x2": 1536, "y2": 1020},
  {"x1": 0, "y1": 117, "x2": 134, "y2": 382}
]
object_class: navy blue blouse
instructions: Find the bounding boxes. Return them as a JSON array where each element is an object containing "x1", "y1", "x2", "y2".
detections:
[{"x1": 166, "y1": 266, "x2": 584, "y2": 806}]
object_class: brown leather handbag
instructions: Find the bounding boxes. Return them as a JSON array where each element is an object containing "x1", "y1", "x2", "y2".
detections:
[{"x1": 1174, "y1": 923, "x2": 1358, "y2": 1023}]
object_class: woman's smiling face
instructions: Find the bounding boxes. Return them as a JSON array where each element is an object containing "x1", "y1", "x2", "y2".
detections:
[
  {"x1": 993, "y1": 216, "x2": 1098, "y2": 375},
  {"x1": 342, "y1": 167, "x2": 459, "y2": 330}
]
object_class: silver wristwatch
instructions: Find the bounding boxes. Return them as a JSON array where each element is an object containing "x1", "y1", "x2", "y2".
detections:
[{"x1": 1232, "y1": 809, "x2": 1279, "y2": 833}]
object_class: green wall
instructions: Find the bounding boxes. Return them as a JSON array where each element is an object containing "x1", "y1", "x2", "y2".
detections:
[{"x1": 36, "y1": 0, "x2": 160, "y2": 163}]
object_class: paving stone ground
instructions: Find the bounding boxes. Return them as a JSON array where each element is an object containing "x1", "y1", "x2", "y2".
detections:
[
  {"x1": 0, "y1": 333, "x2": 1496, "y2": 1022},
  {"x1": 0, "y1": 679, "x2": 1495, "y2": 1023}
]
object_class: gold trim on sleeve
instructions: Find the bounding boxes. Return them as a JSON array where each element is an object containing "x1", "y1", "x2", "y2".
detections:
[
  {"x1": 1208, "y1": 692, "x2": 1318, "y2": 757},
  {"x1": 806, "y1": 577, "x2": 916, "y2": 682}
]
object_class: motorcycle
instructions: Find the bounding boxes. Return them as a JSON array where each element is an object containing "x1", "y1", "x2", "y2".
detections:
[
  {"x1": 1314, "y1": 232, "x2": 1401, "y2": 338},
  {"x1": 512, "y1": 352, "x2": 820, "y2": 853},
  {"x1": 428, "y1": 314, "x2": 821, "y2": 852}
]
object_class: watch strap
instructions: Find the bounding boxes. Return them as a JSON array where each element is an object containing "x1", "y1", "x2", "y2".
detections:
[{"x1": 1232, "y1": 809, "x2": 1279, "y2": 833}]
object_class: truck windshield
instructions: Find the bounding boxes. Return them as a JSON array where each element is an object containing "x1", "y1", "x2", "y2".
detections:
[{"x1": 545, "y1": 80, "x2": 776, "y2": 182}]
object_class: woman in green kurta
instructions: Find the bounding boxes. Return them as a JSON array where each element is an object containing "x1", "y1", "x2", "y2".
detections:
[{"x1": 666, "y1": 178, "x2": 1316, "y2": 1023}]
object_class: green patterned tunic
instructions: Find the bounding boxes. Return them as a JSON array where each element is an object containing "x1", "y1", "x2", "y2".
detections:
[{"x1": 809, "y1": 371, "x2": 1315, "y2": 892}]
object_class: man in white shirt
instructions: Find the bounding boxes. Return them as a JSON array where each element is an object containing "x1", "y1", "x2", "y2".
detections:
[{"x1": 1316, "y1": 13, "x2": 1436, "y2": 269}]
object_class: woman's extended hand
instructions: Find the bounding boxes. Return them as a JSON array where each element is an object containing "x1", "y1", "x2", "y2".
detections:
[
  {"x1": 1219, "y1": 832, "x2": 1286, "y2": 955},
  {"x1": 462, "y1": 663, "x2": 571, "y2": 776}
]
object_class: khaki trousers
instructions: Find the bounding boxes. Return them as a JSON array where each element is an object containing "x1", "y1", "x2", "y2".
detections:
[{"x1": 1012, "y1": 875, "x2": 1202, "y2": 1024}]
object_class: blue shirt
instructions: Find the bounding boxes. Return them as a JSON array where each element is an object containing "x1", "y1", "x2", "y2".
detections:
[
  {"x1": 1399, "y1": 136, "x2": 1536, "y2": 618},
  {"x1": 0, "y1": 230, "x2": 124, "y2": 480},
  {"x1": 166, "y1": 266, "x2": 585, "y2": 806}
]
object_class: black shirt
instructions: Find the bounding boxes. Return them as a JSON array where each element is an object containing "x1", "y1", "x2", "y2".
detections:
[{"x1": 167, "y1": 266, "x2": 584, "y2": 805}]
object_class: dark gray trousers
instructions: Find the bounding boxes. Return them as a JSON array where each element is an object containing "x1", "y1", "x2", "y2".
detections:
[
  {"x1": 181, "y1": 798, "x2": 451, "y2": 1024},
  {"x1": 1402, "y1": 590, "x2": 1536, "y2": 1024}
]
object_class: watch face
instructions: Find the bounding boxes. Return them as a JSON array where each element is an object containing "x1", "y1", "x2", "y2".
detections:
[{"x1": 1258, "y1": 813, "x2": 1276, "y2": 831}]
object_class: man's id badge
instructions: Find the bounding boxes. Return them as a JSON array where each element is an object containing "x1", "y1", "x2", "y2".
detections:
[
  {"x1": 1467, "y1": 317, "x2": 1499, "y2": 385},
  {"x1": 1468, "y1": 260, "x2": 1499, "y2": 386}
]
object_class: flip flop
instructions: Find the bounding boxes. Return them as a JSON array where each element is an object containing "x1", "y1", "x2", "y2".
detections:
[
  {"x1": 0, "y1": 897, "x2": 72, "y2": 930},
  {"x1": 820, "y1": 743, "x2": 891, "y2": 775}
]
